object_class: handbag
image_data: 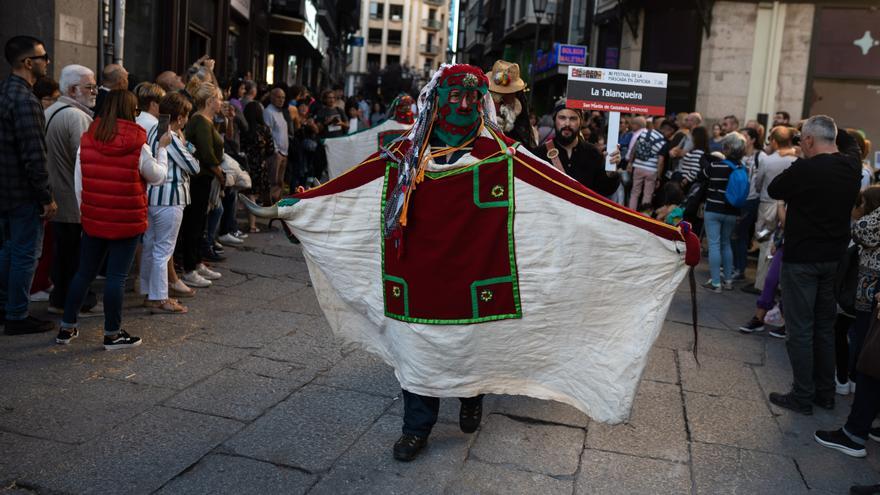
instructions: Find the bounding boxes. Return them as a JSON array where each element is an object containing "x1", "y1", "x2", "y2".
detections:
[{"x1": 857, "y1": 306, "x2": 880, "y2": 380}]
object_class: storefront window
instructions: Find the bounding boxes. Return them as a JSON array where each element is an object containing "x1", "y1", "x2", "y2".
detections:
[
  {"x1": 286, "y1": 55, "x2": 298, "y2": 86},
  {"x1": 228, "y1": 24, "x2": 242, "y2": 78},
  {"x1": 123, "y1": 0, "x2": 160, "y2": 86},
  {"x1": 266, "y1": 53, "x2": 275, "y2": 84}
]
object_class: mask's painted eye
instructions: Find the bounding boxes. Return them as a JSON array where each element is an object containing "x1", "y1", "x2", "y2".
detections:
[{"x1": 448, "y1": 90, "x2": 462, "y2": 103}]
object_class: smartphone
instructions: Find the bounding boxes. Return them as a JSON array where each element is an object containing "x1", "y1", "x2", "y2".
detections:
[{"x1": 157, "y1": 113, "x2": 170, "y2": 138}]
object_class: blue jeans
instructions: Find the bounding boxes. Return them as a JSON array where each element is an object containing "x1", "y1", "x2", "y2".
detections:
[
  {"x1": 61, "y1": 233, "x2": 139, "y2": 335},
  {"x1": 219, "y1": 189, "x2": 238, "y2": 236},
  {"x1": 0, "y1": 203, "x2": 44, "y2": 319},
  {"x1": 704, "y1": 211, "x2": 737, "y2": 286},
  {"x1": 204, "y1": 203, "x2": 223, "y2": 251}
]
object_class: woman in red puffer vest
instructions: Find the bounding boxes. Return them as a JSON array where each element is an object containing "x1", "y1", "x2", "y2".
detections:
[{"x1": 55, "y1": 89, "x2": 169, "y2": 350}]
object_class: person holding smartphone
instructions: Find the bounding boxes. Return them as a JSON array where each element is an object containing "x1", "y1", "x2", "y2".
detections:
[{"x1": 140, "y1": 93, "x2": 200, "y2": 314}]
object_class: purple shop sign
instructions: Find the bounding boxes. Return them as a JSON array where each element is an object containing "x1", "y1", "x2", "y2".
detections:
[
  {"x1": 557, "y1": 44, "x2": 587, "y2": 66},
  {"x1": 535, "y1": 43, "x2": 589, "y2": 74}
]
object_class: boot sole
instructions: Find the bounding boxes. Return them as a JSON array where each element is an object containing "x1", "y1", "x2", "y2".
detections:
[{"x1": 104, "y1": 340, "x2": 142, "y2": 350}]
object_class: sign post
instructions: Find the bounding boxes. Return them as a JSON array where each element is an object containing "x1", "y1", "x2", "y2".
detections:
[{"x1": 565, "y1": 67, "x2": 668, "y2": 171}]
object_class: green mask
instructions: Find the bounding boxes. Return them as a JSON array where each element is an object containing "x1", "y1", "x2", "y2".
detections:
[{"x1": 433, "y1": 71, "x2": 488, "y2": 147}]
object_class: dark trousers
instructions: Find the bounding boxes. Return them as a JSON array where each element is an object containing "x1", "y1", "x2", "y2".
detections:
[
  {"x1": 781, "y1": 261, "x2": 839, "y2": 405},
  {"x1": 48, "y1": 222, "x2": 96, "y2": 310},
  {"x1": 402, "y1": 389, "x2": 483, "y2": 437},
  {"x1": 844, "y1": 373, "x2": 880, "y2": 443},
  {"x1": 733, "y1": 198, "x2": 759, "y2": 274},
  {"x1": 61, "y1": 233, "x2": 139, "y2": 335},
  {"x1": 834, "y1": 313, "x2": 854, "y2": 383},
  {"x1": 851, "y1": 309, "x2": 874, "y2": 382},
  {"x1": 179, "y1": 175, "x2": 213, "y2": 272}
]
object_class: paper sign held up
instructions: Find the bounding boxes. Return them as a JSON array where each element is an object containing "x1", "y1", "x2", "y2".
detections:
[{"x1": 565, "y1": 66, "x2": 668, "y2": 116}]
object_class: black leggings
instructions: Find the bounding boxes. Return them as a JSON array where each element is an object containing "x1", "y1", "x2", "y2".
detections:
[{"x1": 178, "y1": 175, "x2": 213, "y2": 272}]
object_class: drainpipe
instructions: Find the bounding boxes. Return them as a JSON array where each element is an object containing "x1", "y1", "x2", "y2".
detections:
[
  {"x1": 114, "y1": 0, "x2": 126, "y2": 65},
  {"x1": 760, "y1": 1, "x2": 785, "y2": 115}
]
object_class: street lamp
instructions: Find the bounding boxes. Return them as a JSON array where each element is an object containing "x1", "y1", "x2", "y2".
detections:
[{"x1": 529, "y1": 0, "x2": 549, "y2": 108}]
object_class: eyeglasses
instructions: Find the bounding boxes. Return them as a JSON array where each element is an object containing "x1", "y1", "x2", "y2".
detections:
[
  {"x1": 22, "y1": 54, "x2": 50, "y2": 63},
  {"x1": 74, "y1": 84, "x2": 98, "y2": 93}
]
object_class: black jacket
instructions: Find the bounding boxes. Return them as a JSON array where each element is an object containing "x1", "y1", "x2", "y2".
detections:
[
  {"x1": 0, "y1": 74, "x2": 52, "y2": 211},
  {"x1": 533, "y1": 138, "x2": 620, "y2": 197},
  {"x1": 697, "y1": 154, "x2": 740, "y2": 216},
  {"x1": 768, "y1": 143, "x2": 861, "y2": 263},
  {"x1": 92, "y1": 87, "x2": 110, "y2": 117}
]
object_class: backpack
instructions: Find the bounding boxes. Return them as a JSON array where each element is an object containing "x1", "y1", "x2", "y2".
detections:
[
  {"x1": 634, "y1": 130, "x2": 661, "y2": 162},
  {"x1": 723, "y1": 159, "x2": 749, "y2": 208}
]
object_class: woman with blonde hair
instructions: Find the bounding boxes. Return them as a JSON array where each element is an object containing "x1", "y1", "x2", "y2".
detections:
[
  {"x1": 54, "y1": 90, "x2": 169, "y2": 349},
  {"x1": 180, "y1": 82, "x2": 226, "y2": 288}
]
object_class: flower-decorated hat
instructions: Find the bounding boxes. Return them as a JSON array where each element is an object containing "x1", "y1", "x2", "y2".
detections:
[{"x1": 486, "y1": 60, "x2": 527, "y2": 94}]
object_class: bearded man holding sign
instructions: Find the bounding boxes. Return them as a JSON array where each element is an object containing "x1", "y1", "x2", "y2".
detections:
[
  {"x1": 533, "y1": 101, "x2": 620, "y2": 197},
  {"x1": 241, "y1": 64, "x2": 698, "y2": 462}
]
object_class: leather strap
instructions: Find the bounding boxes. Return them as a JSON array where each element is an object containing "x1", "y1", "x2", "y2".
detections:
[
  {"x1": 544, "y1": 141, "x2": 564, "y2": 173},
  {"x1": 45, "y1": 105, "x2": 72, "y2": 132}
]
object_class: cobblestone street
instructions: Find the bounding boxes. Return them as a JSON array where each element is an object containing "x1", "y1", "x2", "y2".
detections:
[{"x1": 2, "y1": 230, "x2": 879, "y2": 494}]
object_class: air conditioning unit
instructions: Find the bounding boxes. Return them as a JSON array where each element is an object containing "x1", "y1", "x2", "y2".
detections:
[{"x1": 392, "y1": 15, "x2": 401, "y2": 21}]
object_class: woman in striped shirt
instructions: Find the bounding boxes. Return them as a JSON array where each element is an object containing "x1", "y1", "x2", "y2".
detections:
[
  {"x1": 679, "y1": 126, "x2": 709, "y2": 190},
  {"x1": 140, "y1": 93, "x2": 200, "y2": 313}
]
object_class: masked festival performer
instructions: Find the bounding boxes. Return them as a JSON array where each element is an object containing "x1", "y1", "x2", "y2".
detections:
[
  {"x1": 325, "y1": 94, "x2": 416, "y2": 179},
  {"x1": 486, "y1": 60, "x2": 537, "y2": 152},
  {"x1": 241, "y1": 64, "x2": 700, "y2": 462}
]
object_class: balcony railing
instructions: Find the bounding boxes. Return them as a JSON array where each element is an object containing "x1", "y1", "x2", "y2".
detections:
[
  {"x1": 420, "y1": 44, "x2": 440, "y2": 55},
  {"x1": 421, "y1": 19, "x2": 443, "y2": 30},
  {"x1": 424, "y1": 0, "x2": 444, "y2": 6}
]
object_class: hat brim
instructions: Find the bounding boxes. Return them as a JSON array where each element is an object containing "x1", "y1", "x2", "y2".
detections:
[{"x1": 488, "y1": 79, "x2": 526, "y2": 94}]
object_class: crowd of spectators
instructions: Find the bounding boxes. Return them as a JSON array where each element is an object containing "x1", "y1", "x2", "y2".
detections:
[{"x1": 2, "y1": 35, "x2": 879, "y2": 486}]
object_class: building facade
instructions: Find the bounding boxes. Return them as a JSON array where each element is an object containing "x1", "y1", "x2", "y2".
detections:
[
  {"x1": 591, "y1": 0, "x2": 879, "y2": 163},
  {"x1": 1, "y1": 0, "x2": 357, "y2": 92},
  {"x1": 456, "y1": 0, "x2": 593, "y2": 114},
  {"x1": 346, "y1": 0, "x2": 451, "y2": 96}
]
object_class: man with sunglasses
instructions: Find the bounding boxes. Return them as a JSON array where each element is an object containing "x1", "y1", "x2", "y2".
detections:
[{"x1": 0, "y1": 35, "x2": 58, "y2": 335}]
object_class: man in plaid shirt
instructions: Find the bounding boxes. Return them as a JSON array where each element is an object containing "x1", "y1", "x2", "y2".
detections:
[{"x1": 0, "y1": 35, "x2": 58, "y2": 335}]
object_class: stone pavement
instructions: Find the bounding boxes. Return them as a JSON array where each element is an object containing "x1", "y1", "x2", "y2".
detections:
[{"x1": 1, "y1": 230, "x2": 878, "y2": 494}]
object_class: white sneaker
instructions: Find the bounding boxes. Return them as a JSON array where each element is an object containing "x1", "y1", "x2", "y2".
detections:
[
  {"x1": 851, "y1": 382, "x2": 857, "y2": 394},
  {"x1": 182, "y1": 270, "x2": 212, "y2": 288},
  {"x1": 836, "y1": 378, "x2": 851, "y2": 396},
  {"x1": 29, "y1": 289, "x2": 51, "y2": 302},
  {"x1": 232, "y1": 230, "x2": 248, "y2": 239},
  {"x1": 218, "y1": 233, "x2": 244, "y2": 246},
  {"x1": 196, "y1": 263, "x2": 222, "y2": 280}
]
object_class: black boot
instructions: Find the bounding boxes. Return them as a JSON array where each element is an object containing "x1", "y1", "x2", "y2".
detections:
[
  {"x1": 769, "y1": 392, "x2": 813, "y2": 415},
  {"x1": 393, "y1": 433, "x2": 427, "y2": 462},
  {"x1": 459, "y1": 396, "x2": 484, "y2": 434}
]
